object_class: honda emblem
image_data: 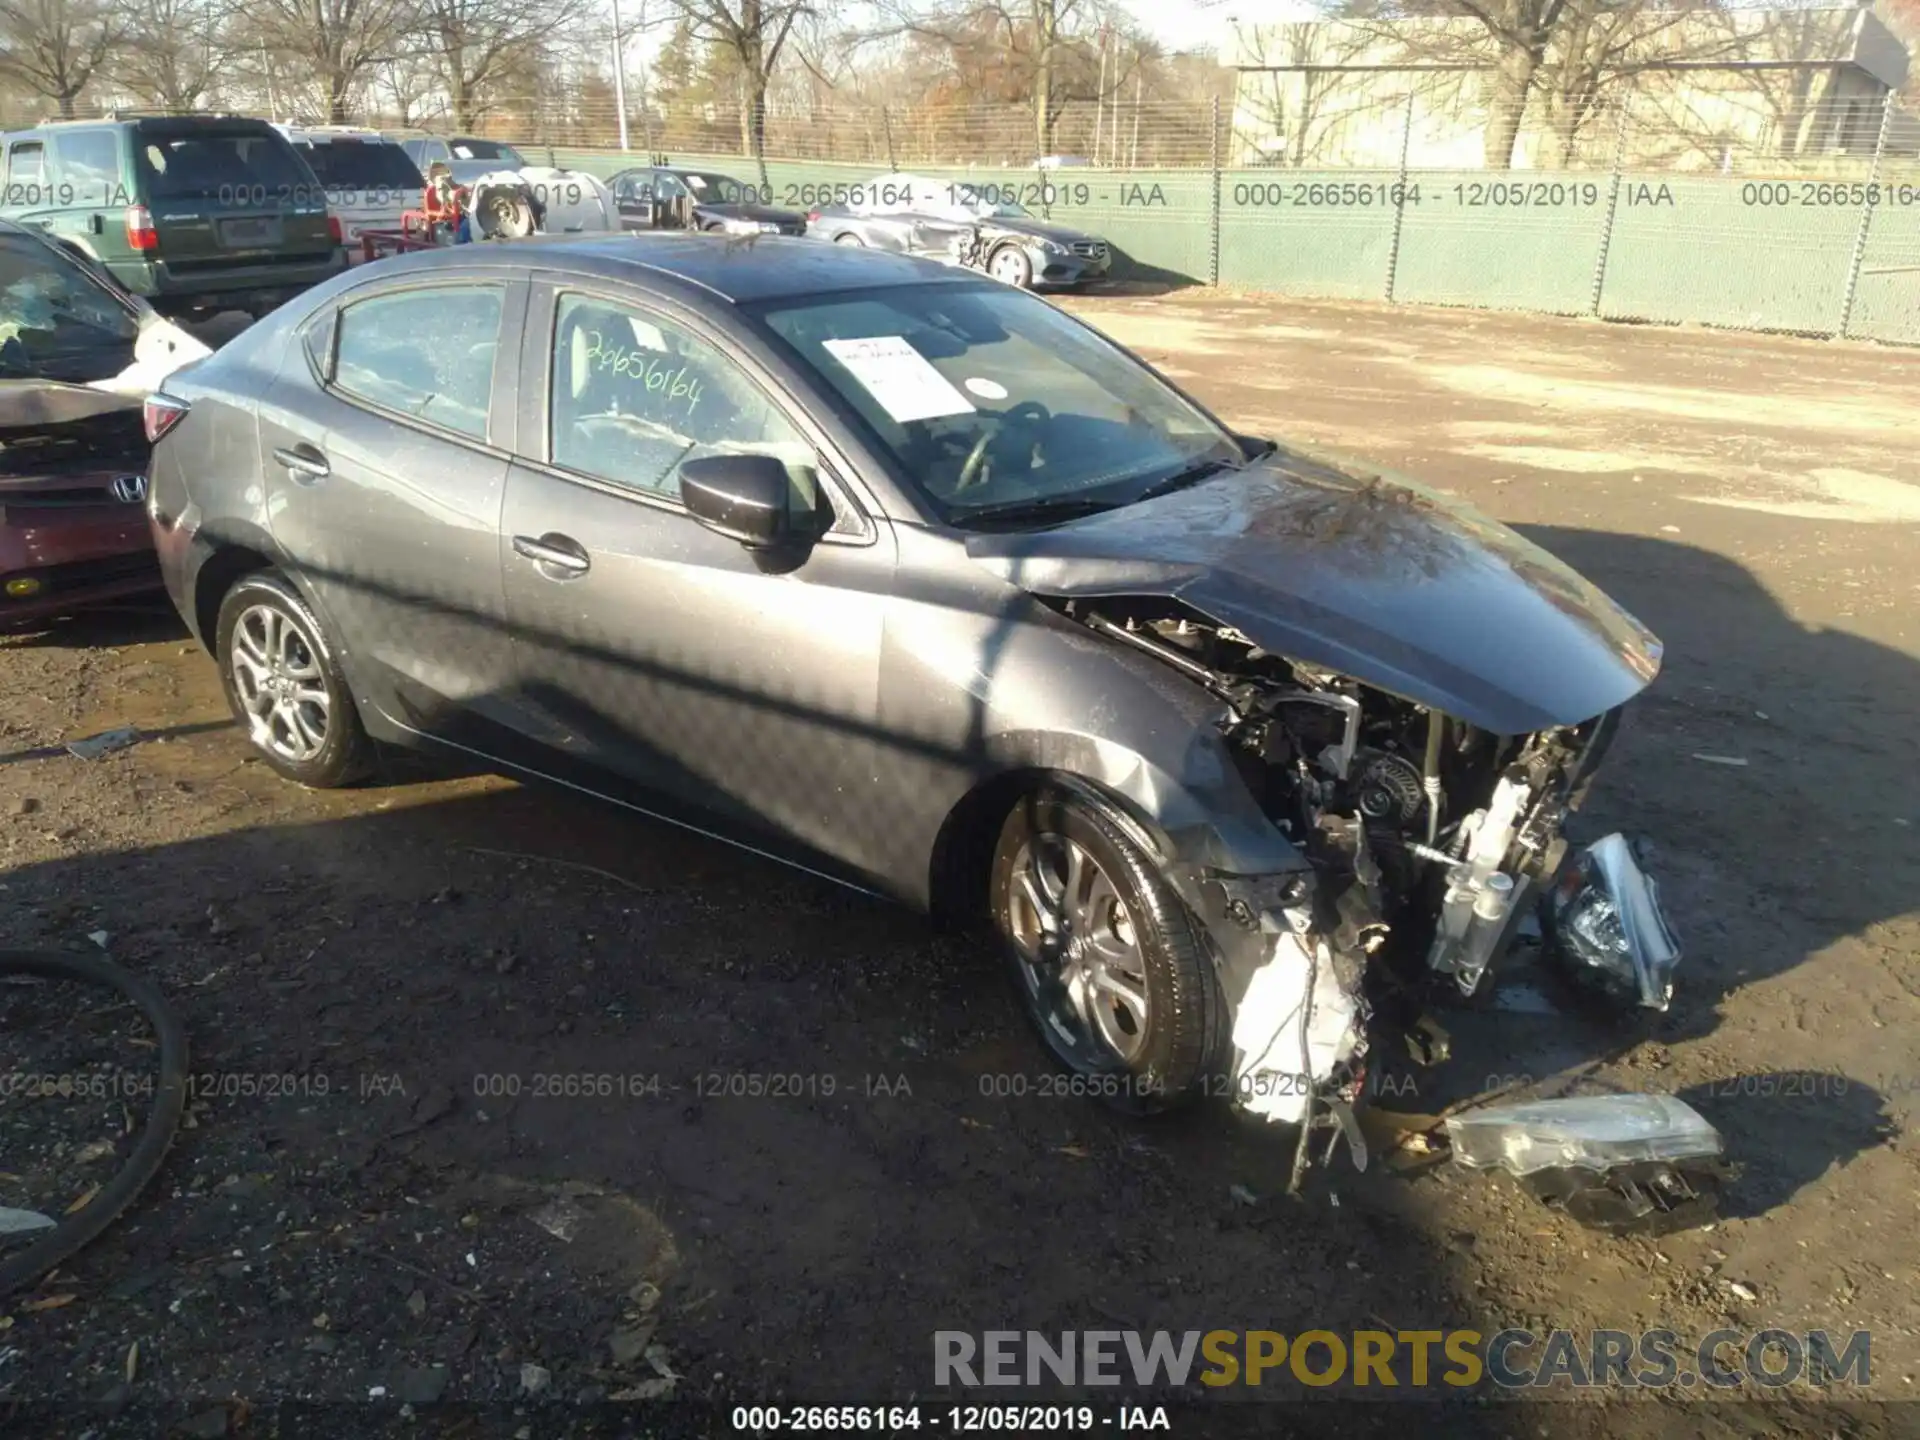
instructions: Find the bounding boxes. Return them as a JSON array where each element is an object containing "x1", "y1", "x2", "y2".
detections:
[{"x1": 110, "y1": 474, "x2": 148, "y2": 504}]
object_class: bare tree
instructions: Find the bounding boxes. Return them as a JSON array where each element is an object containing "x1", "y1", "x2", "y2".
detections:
[
  {"x1": 114, "y1": 0, "x2": 230, "y2": 112},
  {"x1": 421, "y1": 0, "x2": 587, "y2": 131},
  {"x1": 237, "y1": 0, "x2": 420, "y2": 123},
  {"x1": 0, "y1": 0, "x2": 126, "y2": 117},
  {"x1": 664, "y1": 0, "x2": 816, "y2": 156}
]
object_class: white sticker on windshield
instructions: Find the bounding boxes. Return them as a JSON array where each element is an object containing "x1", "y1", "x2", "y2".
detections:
[
  {"x1": 822, "y1": 336, "x2": 975, "y2": 423},
  {"x1": 684, "y1": 174, "x2": 707, "y2": 190},
  {"x1": 452, "y1": 145, "x2": 474, "y2": 159},
  {"x1": 963, "y1": 377, "x2": 1008, "y2": 400}
]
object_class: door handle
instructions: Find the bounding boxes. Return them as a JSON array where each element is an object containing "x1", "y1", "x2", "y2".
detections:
[
  {"x1": 273, "y1": 445, "x2": 330, "y2": 482},
  {"x1": 512, "y1": 532, "x2": 591, "y2": 575}
]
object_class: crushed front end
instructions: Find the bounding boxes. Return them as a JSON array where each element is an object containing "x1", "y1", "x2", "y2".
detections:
[{"x1": 1072, "y1": 599, "x2": 1671, "y2": 1176}]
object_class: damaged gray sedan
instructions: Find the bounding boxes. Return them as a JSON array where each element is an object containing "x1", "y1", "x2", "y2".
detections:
[{"x1": 148, "y1": 236, "x2": 1680, "y2": 1155}]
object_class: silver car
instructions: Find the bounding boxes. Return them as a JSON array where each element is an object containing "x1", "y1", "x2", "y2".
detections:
[{"x1": 147, "y1": 236, "x2": 1667, "y2": 1152}]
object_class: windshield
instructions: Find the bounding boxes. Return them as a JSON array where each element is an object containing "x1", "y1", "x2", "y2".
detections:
[
  {"x1": 0, "y1": 235, "x2": 138, "y2": 383},
  {"x1": 676, "y1": 172, "x2": 752, "y2": 205},
  {"x1": 135, "y1": 127, "x2": 310, "y2": 200},
  {"x1": 752, "y1": 281, "x2": 1239, "y2": 527},
  {"x1": 449, "y1": 139, "x2": 524, "y2": 164},
  {"x1": 294, "y1": 138, "x2": 423, "y2": 191}
]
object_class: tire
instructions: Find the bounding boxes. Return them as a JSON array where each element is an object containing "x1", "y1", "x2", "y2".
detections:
[
  {"x1": 213, "y1": 571, "x2": 373, "y2": 788},
  {"x1": 990, "y1": 786, "x2": 1226, "y2": 1113},
  {"x1": 833, "y1": 232, "x2": 865, "y2": 246},
  {"x1": 987, "y1": 243, "x2": 1034, "y2": 288}
]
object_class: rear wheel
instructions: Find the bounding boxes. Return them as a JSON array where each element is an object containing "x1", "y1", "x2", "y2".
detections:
[
  {"x1": 990, "y1": 787, "x2": 1225, "y2": 1112},
  {"x1": 214, "y1": 572, "x2": 372, "y2": 788},
  {"x1": 833, "y1": 232, "x2": 865, "y2": 246}
]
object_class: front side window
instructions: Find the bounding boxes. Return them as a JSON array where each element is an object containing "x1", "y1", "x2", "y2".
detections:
[
  {"x1": 331, "y1": 284, "x2": 502, "y2": 439},
  {"x1": 613, "y1": 171, "x2": 652, "y2": 203},
  {"x1": 676, "y1": 172, "x2": 751, "y2": 205},
  {"x1": 549, "y1": 291, "x2": 818, "y2": 519},
  {"x1": 751, "y1": 280, "x2": 1237, "y2": 526},
  {"x1": 652, "y1": 172, "x2": 689, "y2": 203}
]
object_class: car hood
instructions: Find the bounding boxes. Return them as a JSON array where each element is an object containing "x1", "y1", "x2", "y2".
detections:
[
  {"x1": 980, "y1": 216, "x2": 1102, "y2": 246},
  {"x1": 965, "y1": 444, "x2": 1663, "y2": 735}
]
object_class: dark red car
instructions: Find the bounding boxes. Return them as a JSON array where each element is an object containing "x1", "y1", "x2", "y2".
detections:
[{"x1": 0, "y1": 218, "x2": 209, "y2": 629}]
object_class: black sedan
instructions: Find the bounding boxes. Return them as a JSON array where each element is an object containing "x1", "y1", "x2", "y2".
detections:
[
  {"x1": 609, "y1": 166, "x2": 808, "y2": 237},
  {"x1": 805, "y1": 173, "x2": 1111, "y2": 289},
  {"x1": 144, "y1": 235, "x2": 1678, "y2": 1159}
]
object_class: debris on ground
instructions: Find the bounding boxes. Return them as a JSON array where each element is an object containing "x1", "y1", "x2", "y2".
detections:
[{"x1": 65, "y1": 727, "x2": 141, "y2": 760}]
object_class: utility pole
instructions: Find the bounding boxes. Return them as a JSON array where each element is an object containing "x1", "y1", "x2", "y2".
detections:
[{"x1": 610, "y1": 0, "x2": 632, "y2": 150}]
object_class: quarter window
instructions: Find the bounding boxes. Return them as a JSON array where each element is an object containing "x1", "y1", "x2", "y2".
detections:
[
  {"x1": 48, "y1": 129, "x2": 121, "y2": 205},
  {"x1": 332, "y1": 284, "x2": 502, "y2": 440},
  {"x1": 548, "y1": 291, "x2": 819, "y2": 519},
  {"x1": 8, "y1": 143, "x2": 44, "y2": 188}
]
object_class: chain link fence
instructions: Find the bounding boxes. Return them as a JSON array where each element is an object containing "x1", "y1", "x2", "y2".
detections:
[{"x1": 9, "y1": 85, "x2": 1916, "y2": 342}]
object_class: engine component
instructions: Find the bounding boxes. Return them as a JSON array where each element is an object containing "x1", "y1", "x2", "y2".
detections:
[
  {"x1": 1352, "y1": 749, "x2": 1424, "y2": 825},
  {"x1": 1542, "y1": 832, "x2": 1682, "y2": 1010}
]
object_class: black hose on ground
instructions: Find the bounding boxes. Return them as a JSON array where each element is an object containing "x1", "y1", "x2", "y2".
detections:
[{"x1": 0, "y1": 949, "x2": 188, "y2": 1298}]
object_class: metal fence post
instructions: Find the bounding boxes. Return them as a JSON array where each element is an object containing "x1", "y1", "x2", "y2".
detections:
[
  {"x1": 1384, "y1": 92, "x2": 1414, "y2": 302},
  {"x1": 1208, "y1": 94, "x2": 1222, "y2": 287},
  {"x1": 1589, "y1": 95, "x2": 1631, "y2": 317},
  {"x1": 882, "y1": 105, "x2": 898, "y2": 170},
  {"x1": 1837, "y1": 96, "x2": 1894, "y2": 339}
]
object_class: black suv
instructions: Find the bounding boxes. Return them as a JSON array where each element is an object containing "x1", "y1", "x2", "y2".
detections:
[{"x1": 0, "y1": 114, "x2": 346, "y2": 320}]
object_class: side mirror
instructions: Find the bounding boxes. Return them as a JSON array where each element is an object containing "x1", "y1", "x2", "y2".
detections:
[
  {"x1": 680, "y1": 453, "x2": 817, "y2": 549},
  {"x1": 1234, "y1": 433, "x2": 1277, "y2": 462}
]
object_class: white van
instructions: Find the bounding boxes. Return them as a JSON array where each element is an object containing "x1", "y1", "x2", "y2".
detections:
[{"x1": 274, "y1": 125, "x2": 424, "y2": 261}]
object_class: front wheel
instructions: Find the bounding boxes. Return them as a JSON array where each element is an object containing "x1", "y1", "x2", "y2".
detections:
[
  {"x1": 990, "y1": 787, "x2": 1226, "y2": 1112},
  {"x1": 214, "y1": 571, "x2": 373, "y2": 788},
  {"x1": 833, "y1": 232, "x2": 865, "y2": 246},
  {"x1": 987, "y1": 243, "x2": 1034, "y2": 288}
]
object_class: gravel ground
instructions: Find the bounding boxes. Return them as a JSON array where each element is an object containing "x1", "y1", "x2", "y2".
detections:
[{"x1": 0, "y1": 293, "x2": 1915, "y2": 1439}]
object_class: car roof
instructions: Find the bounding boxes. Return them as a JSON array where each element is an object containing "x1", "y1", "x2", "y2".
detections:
[
  {"x1": 276, "y1": 124, "x2": 392, "y2": 142},
  {"x1": 360, "y1": 233, "x2": 972, "y2": 304}
]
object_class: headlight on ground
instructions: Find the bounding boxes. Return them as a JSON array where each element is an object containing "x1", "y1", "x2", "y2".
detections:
[{"x1": 1446, "y1": 1094, "x2": 1724, "y2": 1177}]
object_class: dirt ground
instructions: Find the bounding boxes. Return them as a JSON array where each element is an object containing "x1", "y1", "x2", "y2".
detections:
[{"x1": 1, "y1": 292, "x2": 1916, "y2": 1439}]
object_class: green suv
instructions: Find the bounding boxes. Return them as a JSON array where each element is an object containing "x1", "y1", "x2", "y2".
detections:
[{"x1": 0, "y1": 114, "x2": 346, "y2": 320}]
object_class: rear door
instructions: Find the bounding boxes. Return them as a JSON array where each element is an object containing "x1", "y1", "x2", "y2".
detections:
[
  {"x1": 611, "y1": 169, "x2": 653, "y2": 230},
  {"x1": 259, "y1": 273, "x2": 527, "y2": 744},
  {"x1": 132, "y1": 121, "x2": 332, "y2": 266}
]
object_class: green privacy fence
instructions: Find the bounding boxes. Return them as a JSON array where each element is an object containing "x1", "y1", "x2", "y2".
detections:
[{"x1": 540, "y1": 145, "x2": 1920, "y2": 346}]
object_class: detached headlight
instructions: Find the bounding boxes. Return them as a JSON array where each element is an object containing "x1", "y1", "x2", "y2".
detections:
[
  {"x1": 1543, "y1": 832, "x2": 1681, "y2": 1010},
  {"x1": 1446, "y1": 1094, "x2": 1724, "y2": 1177}
]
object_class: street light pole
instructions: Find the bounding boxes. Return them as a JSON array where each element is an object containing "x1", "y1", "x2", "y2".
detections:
[{"x1": 611, "y1": 0, "x2": 631, "y2": 150}]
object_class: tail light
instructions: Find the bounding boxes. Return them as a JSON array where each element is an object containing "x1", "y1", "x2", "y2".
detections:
[
  {"x1": 327, "y1": 214, "x2": 343, "y2": 244},
  {"x1": 144, "y1": 393, "x2": 190, "y2": 443},
  {"x1": 806, "y1": 209, "x2": 821, "y2": 224},
  {"x1": 125, "y1": 204, "x2": 157, "y2": 251}
]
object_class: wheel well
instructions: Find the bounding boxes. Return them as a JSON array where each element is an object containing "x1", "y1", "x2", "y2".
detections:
[
  {"x1": 193, "y1": 546, "x2": 275, "y2": 651},
  {"x1": 927, "y1": 769, "x2": 1047, "y2": 932}
]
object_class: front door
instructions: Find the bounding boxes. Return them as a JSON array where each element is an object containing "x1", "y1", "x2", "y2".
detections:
[
  {"x1": 260, "y1": 276, "x2": 525, "y2": 743},
  {"x1": 497, "y1": 282, "x2": 895, "y2": 882}
]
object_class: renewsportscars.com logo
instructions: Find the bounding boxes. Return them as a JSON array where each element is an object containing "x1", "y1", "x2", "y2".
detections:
[{"x1": 933, "y1": 1328, "x2": 1871, "y2": 1391}]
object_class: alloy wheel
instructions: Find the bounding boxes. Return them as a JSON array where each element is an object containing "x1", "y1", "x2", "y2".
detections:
[
  {"x1": 989, "y1": 246, "x2": 1031, "y2": 286},
  {"x1": 1006, "y1": 831, "x2": 1151, "y2": 1064},
  {"x1": 228, "y1": 603, "x2": 332, "y2": 765}
]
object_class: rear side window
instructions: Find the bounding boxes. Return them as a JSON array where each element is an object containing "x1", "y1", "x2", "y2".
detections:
[
  {"x1": 294, "y1": 139, "x2": 422, "y2": 194},
  {"x1": 331, "y1": 284, "x2": 502, "y2": 440},
  {"x1": 449, "y1": 139, "x2": 522, "y2": 164},
  {"x1": 48, "y1": 129, "x2": 122, "y2": 206},
  {"x1": 135, "y1": 128, "x2": 310, "y2": 202}
]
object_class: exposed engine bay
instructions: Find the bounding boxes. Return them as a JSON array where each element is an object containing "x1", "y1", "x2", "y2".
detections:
[{"x1": 1065, "y1": 597, "x2": 1689, "y2": 1207}]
